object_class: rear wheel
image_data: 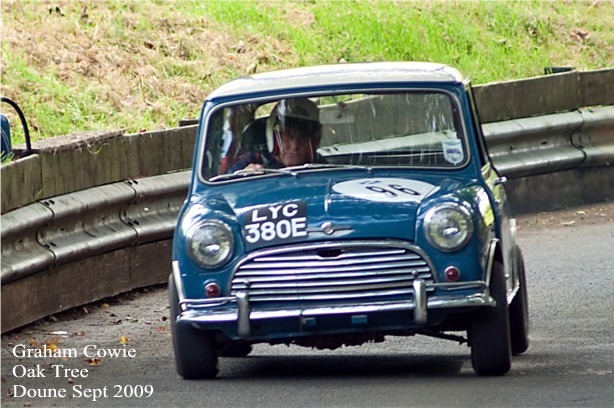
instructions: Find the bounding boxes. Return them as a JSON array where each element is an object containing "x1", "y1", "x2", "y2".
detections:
[
  {"x1": 470, "y1": 261, "x2": 512, "y2": 376},
  {"x1": 169, "y1": 274, "x2": 219, "y2": 379},
  {"x1": 509, "y1": 247, "x2": 530, "y2": 355}
]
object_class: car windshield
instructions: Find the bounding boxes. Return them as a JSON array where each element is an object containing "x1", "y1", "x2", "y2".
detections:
[{"x1": 201, "y1": 91, "x2": 467, "y2": 181}]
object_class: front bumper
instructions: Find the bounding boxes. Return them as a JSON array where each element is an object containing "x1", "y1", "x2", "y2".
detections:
[{"x1": 172, "y1": 261, "x2": 495, "y2": 339}]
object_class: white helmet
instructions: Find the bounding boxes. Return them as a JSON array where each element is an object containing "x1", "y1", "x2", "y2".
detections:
[{"x1": 265, "y1": 98, "x2": 320, "y2": 155}]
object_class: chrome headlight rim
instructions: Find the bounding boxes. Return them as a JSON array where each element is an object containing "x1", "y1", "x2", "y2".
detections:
[
  {"x1": 186, "y1": 219, "x2": 234, "y2": 269},
  {"x1": 423, "y1": 202, "x2": 474, "y2": 252}
]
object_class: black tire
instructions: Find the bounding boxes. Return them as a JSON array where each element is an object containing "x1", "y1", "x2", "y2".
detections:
[
  {"x1": 218, "y1": 343, "x2": 253, "y2": 358},
  {"x1": 168, "y1": 274, "x2": 219, "y2": 379},
  {"x1": 470, "y1": 261, "x2": 512, "y2": 376},
  {"x1": 509, "y1": 247, "x2": 530, "y2": 355}
]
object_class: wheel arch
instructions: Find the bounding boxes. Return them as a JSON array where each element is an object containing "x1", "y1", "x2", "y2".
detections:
[{"x1": 485, "y1": 238, "x2": 503, "y2": 286}]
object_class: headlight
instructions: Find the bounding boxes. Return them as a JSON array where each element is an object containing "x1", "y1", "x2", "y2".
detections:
[
  {"x1": 424, "y1": 203, "x2": 474, "y2": 252},
  {"x1": 186, "y1": 219, "x2": 234, "y2": 268}
]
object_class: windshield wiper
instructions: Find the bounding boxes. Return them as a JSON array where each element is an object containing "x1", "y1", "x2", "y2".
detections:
[
  {"x1": 285, "y1": 163, "x2": 374, "y2": 172},
  {"x1": 209, "y1": 164, "x2": 373, "y2": 182},
  {"x1": 209, "y1": 168, "x2": 295, "y2": 182}
]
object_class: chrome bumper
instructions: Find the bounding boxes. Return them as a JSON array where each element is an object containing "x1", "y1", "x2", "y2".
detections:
[{"x1": 173, "y1": 261, "x2": 495, "y2": 337}]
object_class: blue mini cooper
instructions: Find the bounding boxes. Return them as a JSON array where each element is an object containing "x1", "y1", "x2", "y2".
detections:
[{"x1": 170, "y1": 62, "x2": 529, "y2": 378}]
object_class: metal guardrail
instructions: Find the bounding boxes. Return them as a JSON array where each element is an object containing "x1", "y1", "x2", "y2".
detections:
[
  {"x1": 483, "y1": 105, "x2": 614, "y2": 178},
  {"x1": 1, "y1": 106, "x2": 613, "y2": 333},
  {"x1": 1, "y1": 203, "x2": 55, "y2": 283},
  {"x1": 572, "y1": 107, "x2": 614, "y2": 167},
  {"x1": 1, "y1": 172, "x2": 190, "y2": 285}
]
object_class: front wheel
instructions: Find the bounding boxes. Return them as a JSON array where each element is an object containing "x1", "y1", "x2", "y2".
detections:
[
  {"x1": 169, "y1": 274, "x2": 219, "y2": 379},
  {"x1": 469, "y1": 261, "x2": 512, "y2": 376},
  {"x1": 509, "y1": 246, "x2": 530, "y2": 355}
]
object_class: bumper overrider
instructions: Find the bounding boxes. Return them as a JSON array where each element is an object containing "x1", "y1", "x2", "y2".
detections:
[{"x1": 172, "y1": 243, "x2": 495, "y2": 339}]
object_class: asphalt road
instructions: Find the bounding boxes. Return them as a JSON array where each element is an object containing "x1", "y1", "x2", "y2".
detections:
[{"x1": 1, "y1": 204, "x2": 613, "y2": 408}]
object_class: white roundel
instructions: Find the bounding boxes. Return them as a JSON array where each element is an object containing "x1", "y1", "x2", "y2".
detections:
[{"x1": 332, "y1": 178, "x2": 436, "y2": 203}]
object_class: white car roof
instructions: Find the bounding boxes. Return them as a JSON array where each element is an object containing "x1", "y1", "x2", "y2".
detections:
[{"x1": 207, "y1": 62, "x2": 465, "y2": 100}]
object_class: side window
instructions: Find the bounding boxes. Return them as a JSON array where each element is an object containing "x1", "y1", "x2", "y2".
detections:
[
  {"x1": 202, "y1": 105, "x2": 263, "y2": 179},
  {"x1": 201, "y1": 109, "x2": 224, "y2": 180}
]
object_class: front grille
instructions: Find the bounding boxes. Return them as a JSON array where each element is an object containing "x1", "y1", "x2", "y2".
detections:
[{"x1": 230, "y1": 242, "x2": 434, "y2": 303}]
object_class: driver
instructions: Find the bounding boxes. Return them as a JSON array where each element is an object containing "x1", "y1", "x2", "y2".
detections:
[{"x1": 228, "y1": 98, "x2": 324, "y2": 172}]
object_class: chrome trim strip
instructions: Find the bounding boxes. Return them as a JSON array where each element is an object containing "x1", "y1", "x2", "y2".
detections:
[
  {"x1": 413, "y1": 279, "x2": 427, "y2": 324},
  {"x1": 485, "y1": 238, "x2": 499, "y2": 287},
  {"x1": 180, "y1": 279, "x2": 488, "y2": 309},
  {"x1": 172, "y1": 261, "x2": 186, "y2": 309},
  {"x1": 430, "y1": 281, "x2": 487, "y2": 291},
  {"x1": 178, "y1": 294, "x2": 495, "y2": 326},
  {"x1": 236, "y1": 291, "x2": 251, "y2": 337},
  {"x1": 508, "y1": 243, "x2": 520, "y2": 303},
  {"x1": 510, "y1": 218, "x2": 517, "y2": 244},
  {"x1": 181, "y1": 297, "x2": 234, "y2": 307}
]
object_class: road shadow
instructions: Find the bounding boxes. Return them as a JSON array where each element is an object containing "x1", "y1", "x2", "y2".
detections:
[{"x1": 219, "y1": 353, "x2": 466, "y2": 379}]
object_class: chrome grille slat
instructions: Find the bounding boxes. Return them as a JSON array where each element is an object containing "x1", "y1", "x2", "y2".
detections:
[
  {"x1": 232, "y1": 267, "x2": 431, "y2": 284},
  {"x1": 241, "y1": 254, "x2": 423, "y2": 269},
  {"x1": 234, "y1": 274, "x2": 428, "y2": 290},
  {"x1": 236, "y1": 261, "x2": 428, "y2": 276},
  {"x1": 254, "y1": 249, "x2": 413, "y2": 262},
  {"x1": 231, "y1": 243, "x2": 434, "y2": 303},
  {"x1": 247, "y1": 287, "x2": 435, "y2": 303}
]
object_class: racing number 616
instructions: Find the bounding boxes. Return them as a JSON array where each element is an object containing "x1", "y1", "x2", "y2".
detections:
[{"x1": 365, "y1": 184, "x2": 420, "y2": 197}]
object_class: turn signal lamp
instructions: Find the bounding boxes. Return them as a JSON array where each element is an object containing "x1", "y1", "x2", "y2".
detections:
[
  {"x1": 205, "y1": 282, "x2": 221, "y2": 298},
  {"x1": 444, "y1": 266, "x2": 461, "y2": 282}
]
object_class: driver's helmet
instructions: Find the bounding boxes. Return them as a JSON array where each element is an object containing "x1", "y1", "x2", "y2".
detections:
[{"x1": 266, "y1": 98, "x2": 321, "y2": 155}]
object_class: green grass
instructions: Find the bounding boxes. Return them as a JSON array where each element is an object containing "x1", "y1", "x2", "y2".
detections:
[
  {"x1": 191, "y1": 0, "x2": 611, "y2": 80},
  {"x1": 1, "y1": 0, "x2": 612, "y2": 145}
]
